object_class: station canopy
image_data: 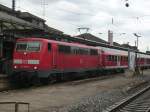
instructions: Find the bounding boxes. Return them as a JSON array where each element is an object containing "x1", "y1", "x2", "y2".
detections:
[{"x1": 0, "y1": 11, "x2": 44, "y2": 30}]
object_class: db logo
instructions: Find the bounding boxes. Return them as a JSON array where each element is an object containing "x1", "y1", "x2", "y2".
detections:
[{"x1": 22, "y1": 60, "x2": 28, "y2": 64}]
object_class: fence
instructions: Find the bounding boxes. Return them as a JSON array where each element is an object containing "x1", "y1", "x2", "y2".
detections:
[{"x1": 0, "y1": 102, "x2": 30, "y2": 112}]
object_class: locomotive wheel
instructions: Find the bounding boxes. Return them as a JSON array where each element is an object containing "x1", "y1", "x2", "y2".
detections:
[
  {"x1": 40, "y1": 78, "x2": 49, "y2": 85},
  {"x1": 40, "y1": 74, "x2": 59, "y2": 85},
  {"x1": 49, "y1": 74, "x2": 57, "y2": 83},
  {"x1": 31, "y1": 75, "x2": 40, "y2": 86},
  {"x1": 20, "y1": 73, "x2": 32, "y2": 87}
]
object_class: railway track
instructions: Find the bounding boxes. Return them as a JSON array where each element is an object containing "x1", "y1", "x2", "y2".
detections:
[
  {"x1": 103, "y1": 85, "x2": 150, "y2": 112},
  {"x1": 0, "y1": 73, "x2": 118, "y2": 93}
]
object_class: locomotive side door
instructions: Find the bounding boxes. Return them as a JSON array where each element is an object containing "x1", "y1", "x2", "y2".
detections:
[
  {"x1": 98, "y1": 49, "x2": 102, "y2": 67},
  {"x1": 101, "y1": 50, "x2": 105, "y2": 68},
  {"x1": 51, "y1": 44, "x2": 58, "y2": 69},
  {"x1": 117, "y1": 56, "x2": 121, "y2": 66}
]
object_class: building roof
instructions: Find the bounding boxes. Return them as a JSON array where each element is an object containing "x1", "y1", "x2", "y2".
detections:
[
  {"x1": 74, "y1": 33, "x2": 139, "y2": 50},
  {"x1": 0, "y1": 4, "x2": 63, "y2": 36},
  {"x1": 19, "y1": 12, "x2": 45, "y2": 22},
  {"x1": 0, "y1": 11, "x2": 43, "y2": 29},
  {"x1": 45, "y1": 25, "x2": 63, "y2": 34},
  {"x1": 0, "y1": 4, "x2": 15, "y2": 14},
  {"x1": 121, "y1": 44, "x2": 138, "y2": 51},
  {"x1": 75, "y1": 33, "x2": 108, "y2": 44}
]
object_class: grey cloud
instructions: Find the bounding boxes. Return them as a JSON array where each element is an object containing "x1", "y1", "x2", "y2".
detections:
[{"x1": 1, "y1": 0, "x2": 150, "y2": 51}]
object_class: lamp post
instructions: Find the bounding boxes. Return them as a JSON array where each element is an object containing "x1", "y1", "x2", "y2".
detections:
[
  {"x1": 133, "y1": 33, "x2": 142, "y2": 75},
  {"x1": 133, "y1": 33, "x2": 142, "y2": 50}
]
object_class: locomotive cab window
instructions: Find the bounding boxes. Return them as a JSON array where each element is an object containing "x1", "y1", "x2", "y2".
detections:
[
  {"x1": 16, "y1": 41, "x2": 41, "y2": 52},
  {"x1": 27, "y1": 42, "x2": 41, "y2": 51},
  {"x1": 16, "y1": 42, "x2": 27, "y2": 51}
]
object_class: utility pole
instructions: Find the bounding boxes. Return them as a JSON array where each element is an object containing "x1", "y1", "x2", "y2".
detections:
[
  {"x1": 12, "y1": 0, "x2": 16, "y2": 11},
  {"x1": 42, "y1": 0, "x2": 48, "y2": 19},
  {"x1": 77, "y1": 27, "x2": 90, "y2": 34},
  {"x1": 133, "y1": 33, "x2": 141, "y2": 50},
  {"x1": 133, "y1": 33, "x2": 142, "y2": 76}
]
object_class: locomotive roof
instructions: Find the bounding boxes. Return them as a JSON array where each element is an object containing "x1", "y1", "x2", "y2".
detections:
[
  {"x1": 16, "y1": 37, "x2": 98, "y2": 49},
  {"x1": 16, "y1": 37, "x2": 150, "y2": 56}
]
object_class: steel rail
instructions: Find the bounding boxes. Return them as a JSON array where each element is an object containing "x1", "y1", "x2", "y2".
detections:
[{"x1": 103, "y1": 85, "x2": 150, "y2": 112}]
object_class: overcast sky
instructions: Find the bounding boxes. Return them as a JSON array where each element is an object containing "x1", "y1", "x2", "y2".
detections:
[{"x1": 1, "y1": 0, "x2": 150, "y2": 51}]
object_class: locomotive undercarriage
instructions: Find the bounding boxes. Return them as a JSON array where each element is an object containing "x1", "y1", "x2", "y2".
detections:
[
  {"x1": 10, "y1": 71, "x2": 40, "y2": 87},
  {"x1": 10, "y1": 68, "x2": 125, "y2": 87}
]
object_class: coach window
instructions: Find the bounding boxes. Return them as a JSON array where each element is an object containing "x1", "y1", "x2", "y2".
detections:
[
  {"x1": 113, "y1": 56, "x2": 116, "y2": 61},
  {"x1": 118, "y1": 56, "x2": 120, "y2": 61},
  {"x1": 107, "y1": 55, "x2": 111, "y2": 61},
  {"x1": 111, "y1": 55, "x2": 113, "y2": 61},
  {"x1": 112, "y1": 56, "x2": 114, "y2": 61},
  {"x1": 123, "y1": 56, "x2": 125, "y2": 61},
  {"x1": 111, "y1": 56, "x2": 113, "y2": 61},
  {"x1": 127, "y1": 57, "x2": 128, "y2": 61},
  {"x1": 48, "y1": 43, "x2": 51, "y2": 52},
  {"x1": 115, "y1": 56, "x2": 117, "y2": 62},
  {"x1": 121, "y1": 56, "x2": 123, "y2": 61}
]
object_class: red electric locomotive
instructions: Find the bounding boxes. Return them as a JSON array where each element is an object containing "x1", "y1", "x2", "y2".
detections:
[
  {"x1": 10, "y1": 37, "x2": 150, "y2": 86},
  {"x1": 11, "y1": 38, "x2": 101, "y2": 85}
]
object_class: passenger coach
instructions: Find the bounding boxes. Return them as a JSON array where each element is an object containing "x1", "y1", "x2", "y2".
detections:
[{"x1": 10, "y1": 37, "x2": 150, "y2": 86}]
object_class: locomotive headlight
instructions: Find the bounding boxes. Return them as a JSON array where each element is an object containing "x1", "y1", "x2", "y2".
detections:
[
  {"x1": 34, "y1": 66, "x2": 38, "y2": 70},
  {"x1": 14, "y1": 65, "x2": 17, "y2": 69}
]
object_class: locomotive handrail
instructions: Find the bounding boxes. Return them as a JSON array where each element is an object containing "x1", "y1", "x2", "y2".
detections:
[{"x1": 0, "y1": 101, "x2": 30, "y2": 112}]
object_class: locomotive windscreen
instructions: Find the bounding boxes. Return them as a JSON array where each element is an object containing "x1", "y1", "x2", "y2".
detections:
[{"x1": 16, "y1": 41, "x2": 41, "y2": 52}]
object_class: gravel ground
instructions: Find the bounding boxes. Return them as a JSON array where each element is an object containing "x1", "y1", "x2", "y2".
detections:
[
  {"x1": 0, "y1": 70, "x2": 150, "y2": 112},
  {"x1": 62, "y1": 89, "x2": 126, "y2": 112},
  {"x1": 60, "y1": 72, "x2": 150, "y2": 112}
]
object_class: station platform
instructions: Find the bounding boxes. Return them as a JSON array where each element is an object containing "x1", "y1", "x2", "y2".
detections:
[
  {"x1": 0, "y1": 74, "x2": 10, "y2": 91},
  {"x1": 0, "y1": 74, "x2": 8, "y2": 78}
]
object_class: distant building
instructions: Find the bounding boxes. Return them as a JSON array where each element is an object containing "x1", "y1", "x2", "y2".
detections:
[
  {"x1": 45, "y1": 25, "x2": 63, "y2": 35},
  {"x1": 0, "y1": 3, "x2": 64, "y2": 74},
  {"x1": 75, "y1": 33, "x2": 108, "y2": 44},
  {"x1": 121, "y1": 44, "x2": 138, "y2": 51},
  {"x1": 18, "y1": 12, "x2": 45, "y2": 29},
  {"x1": 0, "y1": 4, "x2": 63, "y2": 35},
  {"x1": 0, "y1": 4, "x2": 16, "y2": 16},
  {"x1": 75, "y1": 33, "x2": 139, "y2": 51},
  {"x1": 75, "y1": 33, "x2": 122, "y2": 47},
  {"x1": 146, "y1": 51, "x2": 150, "y2": 54}
]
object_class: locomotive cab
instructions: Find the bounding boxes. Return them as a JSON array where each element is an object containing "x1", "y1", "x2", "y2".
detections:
[
  {"x1": 11, "y1": 38, "x2": 55, "y2": 86},
  {"x1": 13, "y1": 39, "x2": 42, "y2": 70}
]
